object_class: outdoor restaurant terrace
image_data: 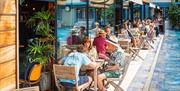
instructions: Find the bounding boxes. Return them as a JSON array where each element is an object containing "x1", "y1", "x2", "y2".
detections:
[{"x1": 0, "y1": 0, "x2": 180, "y2": 91}]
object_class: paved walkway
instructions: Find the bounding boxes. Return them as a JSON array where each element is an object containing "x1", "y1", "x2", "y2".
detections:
[{"x1": 107, "y1": 33, "x2": 164, "y2": 91}]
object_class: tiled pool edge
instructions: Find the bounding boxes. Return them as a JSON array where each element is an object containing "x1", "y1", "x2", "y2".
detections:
[{"x1": 143, "y1": 35, "x2": 164, "y2": 91}]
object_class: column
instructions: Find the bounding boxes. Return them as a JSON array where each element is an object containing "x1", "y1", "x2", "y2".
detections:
[
  {"x1": 115, "y1": 0, "x2": 123, "y2": 34},
  {"x1": 86, "y1": 0, "x2": 89, "y2": 36},
  {"x1": 143, "y1": 3, "x2": 146, "y2": 19},
  {"x1": 129, "y1": 1, "x2": 134, "y2": 23},
  {"x1": 140, "y1": 5, "x2": 144, "y2": 20},
  {"x1": 125, "y1": 8, "x2": 129, "y2": 20}
]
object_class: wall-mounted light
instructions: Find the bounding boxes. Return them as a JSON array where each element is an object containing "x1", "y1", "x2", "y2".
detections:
[
  {"x1": 33, "y1": 8, "x2": 35, "y2": 11},
  {"x1": 65, "y1": 6, "x2": 71, "y2": 12}
]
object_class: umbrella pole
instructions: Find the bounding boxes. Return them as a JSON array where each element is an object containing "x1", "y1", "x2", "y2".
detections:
[{"x1": 86, "y1": 0, "x2": 89, "y2": 36}]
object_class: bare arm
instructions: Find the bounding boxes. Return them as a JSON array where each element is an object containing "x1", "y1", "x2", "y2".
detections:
[
  {"x1": 106, "y1": 64, "x2": 120, "y2": 71},
  {"x1": 87, "y1": 62, "x2": 97, "y2": 69}
]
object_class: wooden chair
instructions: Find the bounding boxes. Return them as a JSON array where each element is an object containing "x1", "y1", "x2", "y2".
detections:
[
  {"x1": 53, "y1": 64, "x2": 92, "y2": 91},
  {"x1": 106, "y1": 40, "x2": 118, "y2": 53},
  {"x1": 118, "y1": 39, "x2": 131, "y2": 53},
  {"x1": 16, "y1": 86, "x2": 39, "y2": 91},
  {"x1": 126, "y1": 29, "x2": 144, "y2": 60},
  {"x1": 19, "y1": 62, "x2": 42, "y2": 87},
  {"x1": 105, "y1": 55, "x2": 131, "y2": 91}
]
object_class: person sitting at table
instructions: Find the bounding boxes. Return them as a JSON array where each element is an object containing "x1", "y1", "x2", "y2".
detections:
[
  {"x1": 97, "y1": 47, "x2": 125, "y2": 91},
  {"x1": 57, "y1": 45, "x2": 97, "y2": 89},
  {"x1": 147, "y1": 23, "x2": 156, "y2": 43},
  {"x1": 122, "y1": 21, "x2": 131, "y2": 39},
  {"x1": 82, "y1": 36, "x2": 97, "y2": 62},
  {"x1": 105, "y1": 26, "x2": 118, "y2": 44},
  {"x1": 130, "y1": 24, "x2": 141, "y2": 47},
  {"x1": 78, "y1": 26, "x2": 87, "y2": 40},
  {"x1": 67, "y1": 28, "x2": 81, "y2": 45},
  {"x1": 93, "y1": 22, "x2": 101, "y2": 38},
  {"x1": 93, "y1": 30, "x2": 110, "y2": 61}
]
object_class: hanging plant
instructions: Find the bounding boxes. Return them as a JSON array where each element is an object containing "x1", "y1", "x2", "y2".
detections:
[{"x1": 26, "y1": 11, "x2": 55, "y2": 38}]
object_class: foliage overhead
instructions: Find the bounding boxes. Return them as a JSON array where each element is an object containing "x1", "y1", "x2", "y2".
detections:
[
  {"x1": 168, "y1": 3, "x2": 180, "y2": 27},
  {"x1": 101, "y1": 5, "x2": 115, "y2": 25}
]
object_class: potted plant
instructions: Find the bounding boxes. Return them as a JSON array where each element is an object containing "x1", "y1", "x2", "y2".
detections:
[{"x1": 26, "y1": 10, "x2": 55, "y2": 90}]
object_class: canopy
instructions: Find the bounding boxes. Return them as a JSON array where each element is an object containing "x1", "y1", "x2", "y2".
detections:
[
  {"x1": 57, "y1": 0, "x2": 86, "y2": 5},
  {"x1": 57, "y1": 0, "x2": 143, "y2": 7},
  {"x1": 90, "y1": 0, "x2": 114, "y2": 8},
  {"x1": 57, "y1": 0, "x2": 114, "y2": 8},
  {"x1": 142, "y1": 0, "x2": 150, "y2": 3},
  {"x1": 129, "y1": 0, "x2": 143, "y2": 5},
  {"x1": 149, "y1": 3, "x2": 156, "y2": 8}
]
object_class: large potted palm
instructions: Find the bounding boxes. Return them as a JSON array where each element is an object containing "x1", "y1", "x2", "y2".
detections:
[{"x1": 26, "y1": 10, "x2": 55, "y2": 90}]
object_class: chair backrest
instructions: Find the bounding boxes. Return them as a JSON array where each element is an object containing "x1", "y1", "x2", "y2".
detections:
[
  {"x1": 24, "y1": 62, "x2": 42, "y2": 82},
  {"x1": 118, "y1": 34, "x2": 126, "y2": 39},
  {"x1": 106, "y1": 40, "x2": 118, "y2": 53},
  {"x1": 53, "y1": 64, "x2": 76, "y2": 80},
  {"x1": 53, "y1": 64, "x2": 77, "y2": 90},
  {"x1": 127, "y1": 29, "x2": 134, "y2": 39}
]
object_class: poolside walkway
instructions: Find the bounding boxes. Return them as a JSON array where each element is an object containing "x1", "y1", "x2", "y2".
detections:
[{"x1": 107, "y1": 34, "x2": 164, "y2": 91}]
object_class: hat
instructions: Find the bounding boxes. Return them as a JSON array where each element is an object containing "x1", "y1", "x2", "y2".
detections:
[
  {"x1": 71, "y1": 30, "x2": 78, "y2": 36},
  {"x1": 95, "y1": 22, "x2": 99, "y2": 26},
  {"x1": 98, "y1": 30, "x2": 106, "y2": 35}
]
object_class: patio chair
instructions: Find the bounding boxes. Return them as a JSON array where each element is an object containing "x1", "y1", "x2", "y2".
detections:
[
  {"x1": 127, "y1": 29, "x2": 144, "y2": 60},
  {"x1": 19, "y1": 62, "x2": 42, "y2": 87},
  {"x1": 16, "y1": 86, "x2": 39, "y2": 91},
  {"x1": 53, "y1": 64, "x2": 92, "y2": 91},
  {"x1": 105, "y1": 55, "x2": 131, "y2": 91},
  {"x1": 106, "y1": 40, "x2": 119, "y2": 53}
]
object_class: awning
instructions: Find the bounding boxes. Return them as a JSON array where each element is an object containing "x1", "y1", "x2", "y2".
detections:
[
  {"x1": 57, "y1": 0, "x2": 114, "y2": 8},
  {"x1": 57, "y1": 0, "x2": 86, "y2": 5},
  {"x1": 142, "y1": 0, "x2": 150, "y2": 3},
  {"x1": 90, "y1": 0, "x2": 114, "y2": 8},
  {"x1": 149, "y1": 3, "x2": 156, "y2": 8},
  {"x1": 129, "y1": 0, "x2": 143, "y2": 5}
]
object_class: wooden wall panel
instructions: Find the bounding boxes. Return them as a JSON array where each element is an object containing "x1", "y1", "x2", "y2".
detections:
[
  {"x1": 0, "y1": 31, "x2": 15, "y2": 47},
  {"x1": 0, "y1": 0, "x2": 16, "y2": 14},
  {"x1": 0, "y1": 74, "x2": 16, "y2": 89},
  {"x1": 0, "y1": 16, "x2": 16, "y2": 30},
  {"x1": 0, "y1": 45, "x2": 15, "y2": 63},
  {"x1": 0, "y1": 60, "x2": 15, "y2": 80},
  {"x1": 0, "y1": 0, "x2": 17, "y2": 90}
]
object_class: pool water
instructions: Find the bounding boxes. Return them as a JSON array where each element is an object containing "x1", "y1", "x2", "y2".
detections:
[
  {"x1": 150, "y1": 30, "x2": 180, "y2": 91},
  {"x1": 57, "y1": 27, "x2": 95, "y2": 45},
  {"x1": 57, "y1": 27, "x2": 71, "y2": 45}
]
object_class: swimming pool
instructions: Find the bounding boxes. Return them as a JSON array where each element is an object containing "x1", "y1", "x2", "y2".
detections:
[
  {"x1": 57, "y1": 27, "x2": 71, "y2": 45},
  {"x1": 57, "y1": 27, "x2": 95, "y2": 45},
  {"x1": 150, "y1": 30, "x2": 180, "y2": 91}
]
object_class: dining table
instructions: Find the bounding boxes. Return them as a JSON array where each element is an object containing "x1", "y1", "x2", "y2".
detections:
[{"x1": 81, "y1": 59, "x2": 105, "y2": 91}]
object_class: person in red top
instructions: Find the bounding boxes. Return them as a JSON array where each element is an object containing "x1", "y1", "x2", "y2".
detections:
[{"x1": 93, "y1": 30, "x2": 109, "y2": 60}]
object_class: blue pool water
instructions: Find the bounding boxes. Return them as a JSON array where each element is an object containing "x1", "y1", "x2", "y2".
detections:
[
  {"x1": 57, "y1": 27, "x2": 95, "y2": 45},
  {"x1": 57, "y1": 27, "x2": 71, "y2": 44},
  {"x1": 150, "y1": 30, "x2": 180, "y2": 91}
]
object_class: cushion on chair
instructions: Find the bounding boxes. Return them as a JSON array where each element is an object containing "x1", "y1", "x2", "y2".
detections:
[
  {"x1": 60, "y1": 76, "x2": 89, "y2": 87},
  {"x1": 20, "y1": 62, "x2": 40, "y2": 81}
]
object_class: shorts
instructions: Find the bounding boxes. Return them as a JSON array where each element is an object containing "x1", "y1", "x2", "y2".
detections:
[
  {"x1": 104, "y1": 71, "x2": 121, "y2": 78},
  {"x1": 60, "y1": 76, "x2": 89, "y2": 87}
]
